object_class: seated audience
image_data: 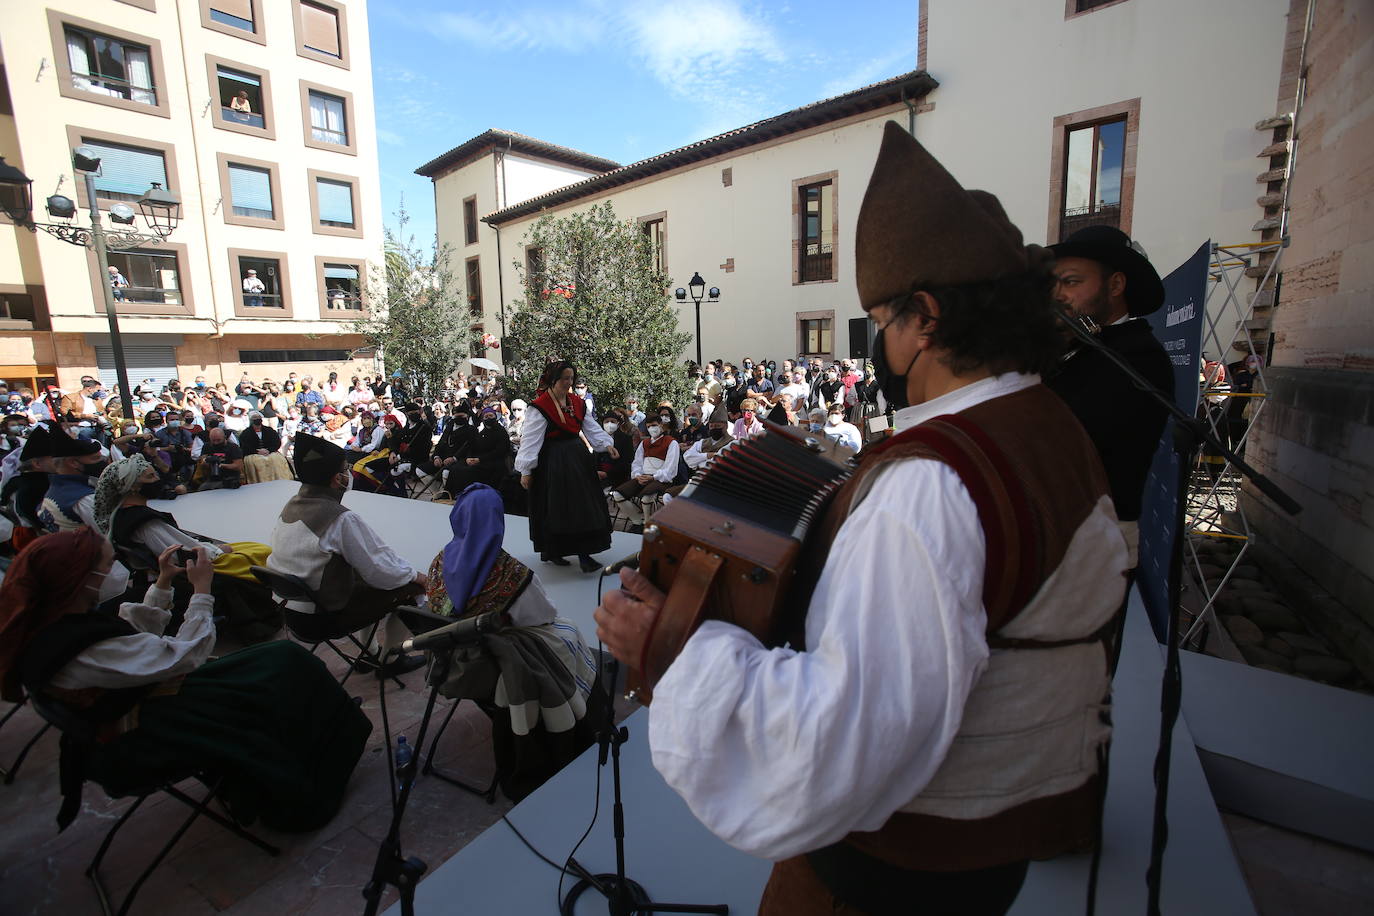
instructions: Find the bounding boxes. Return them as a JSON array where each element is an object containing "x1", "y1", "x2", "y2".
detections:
[
  {"x1": 684, "y1": 403, "x2": 733, "y2": 470},
  {"x1": 39, "y1": 428, "x2": 107, "y2": 532},
  {"x1": 239, "y1": 412, "x2": 293, "y2": 484},
  {"x1": 192, "y1": 427, "x2": 243, "y2": 491},
  {"x1": 0, "y1": 530, "x2": 372, "y2": 832},
  {"x1": 611, "y1": 414, "x2": 682, "y2": 524}
]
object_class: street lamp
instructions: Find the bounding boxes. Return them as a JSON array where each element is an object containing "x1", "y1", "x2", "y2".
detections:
[
  {"x1": 674, "y1": 271, "x2": 721, "y2": 369},
  {"x1": 0, "y1": 149, "x2": 181, "y2": 414}
]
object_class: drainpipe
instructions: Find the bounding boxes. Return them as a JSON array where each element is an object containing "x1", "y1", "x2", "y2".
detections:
[{"x1": 901, "y1": 86, "x2": 919, "y2": 136}]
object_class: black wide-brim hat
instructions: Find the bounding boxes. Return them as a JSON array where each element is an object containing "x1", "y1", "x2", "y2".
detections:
[
  {"x1": 1050, "y1": 225, "x2": 1165, "y2": 317},
  {"x1": 294, "y1": 433, "x2": 346, "y2": 485}
]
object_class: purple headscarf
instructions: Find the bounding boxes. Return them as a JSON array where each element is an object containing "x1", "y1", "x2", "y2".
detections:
[{"x1": 442, "y1": 483, "x2": 505, "y2": 607}]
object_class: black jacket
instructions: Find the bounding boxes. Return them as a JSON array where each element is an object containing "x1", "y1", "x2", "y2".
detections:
[
  {"x1": 1044, "y1": 319, "x2": 1173, "y2": 522},
  {"x1": 239, "y1": 425, "x2": 282, "y2": 453}
]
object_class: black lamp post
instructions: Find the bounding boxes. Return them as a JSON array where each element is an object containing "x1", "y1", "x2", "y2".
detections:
[
  {"x1": 674, "y1": 271, "x2": 721, "y2": 369},
  {"x1": 0, "y1": 149, "x2": 182, "y2": 413}
]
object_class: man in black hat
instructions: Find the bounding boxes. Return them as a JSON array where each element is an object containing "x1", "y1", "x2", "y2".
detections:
[
  {"x1": 39, "y1": 427, "x2": 107, "y2": 531},
  {"x1": 3, "y1": 424, "x2": 54, "y2": 536},
  {"x1": 1045, "y1": 225, "x2": 1174, "y2": 565},
  {"x1": 266, "y1": 433, "x2": 425, "y2": 677}
]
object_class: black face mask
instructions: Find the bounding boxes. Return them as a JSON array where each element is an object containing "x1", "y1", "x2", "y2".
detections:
[
  {"x1": 83, "y1": 460, "x2": 109, "y2": 478},
  {"x1": 138, "y1": 481, "x2": 164, "y2": 498},
  {"x1": 871, "y1": 327, "x2": 918, "y2": 411}
]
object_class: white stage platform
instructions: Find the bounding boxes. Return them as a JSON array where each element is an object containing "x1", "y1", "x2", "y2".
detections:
[
  {"x1": 150, "y1": 479, "x2": 640, "y2": 638},
  {"x1": 155, "y1": 483, "x2": 1255, "y2": 914}
]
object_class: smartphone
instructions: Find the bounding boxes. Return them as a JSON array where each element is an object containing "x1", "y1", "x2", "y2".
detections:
[{"x1": 175, "y1": 548, "x2": 198, "y2": 567}]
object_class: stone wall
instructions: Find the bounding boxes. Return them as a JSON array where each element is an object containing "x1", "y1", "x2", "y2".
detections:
[{"x1": 1244, "y1": 0, "x2": 1374, "y2": 619}]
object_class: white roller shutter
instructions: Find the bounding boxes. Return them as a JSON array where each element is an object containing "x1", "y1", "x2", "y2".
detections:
[{"x1": 95, "y1": 345, "x2": 178, "y2": 390}]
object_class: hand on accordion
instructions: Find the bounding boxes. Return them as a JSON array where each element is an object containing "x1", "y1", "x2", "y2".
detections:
[{"x1": 594, "y1": 567, "x2": 667, "y2": 668}]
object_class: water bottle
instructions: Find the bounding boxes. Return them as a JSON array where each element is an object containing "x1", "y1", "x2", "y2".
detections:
[{"x1": 394, "y1": 735, "x2": 413, "y2": 793}]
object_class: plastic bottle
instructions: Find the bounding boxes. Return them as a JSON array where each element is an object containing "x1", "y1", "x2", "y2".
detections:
[{"x1": 395, "y1": 735, "x2": 413, "y2": 793}]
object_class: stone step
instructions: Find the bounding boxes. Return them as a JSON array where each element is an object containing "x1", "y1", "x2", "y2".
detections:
[
  {"x1": 1253, "y1": 217, "x2": 1282, "y2": 231},
  {"x1": 1258, "y1": 141, "x2": 1291, "y2": 158},
  {"x1": 1255, "y1": 114, "x2": 1292, "y2": 130},
  {"x1": 1257, "y1": 168, "x2": 1289, "y2": 183},
  {"x1": 1246, "y1": 265, "x2": 1277, "y2": 279},
  {"x1": 1257, "y1": 191, "x2": 1285, "y2": 207}
]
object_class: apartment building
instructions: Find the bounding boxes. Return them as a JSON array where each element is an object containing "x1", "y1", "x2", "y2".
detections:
[
  {"x1": 421, "y1": 0, "x2": 1289, "y2": 369},
  {"x1": 0, "y1": 0, "x2": 384, "y2": 394}
]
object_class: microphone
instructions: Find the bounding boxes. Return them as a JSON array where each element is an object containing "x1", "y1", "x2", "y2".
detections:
[
  {"x1": 400, "y1": 610, "x2": 503, "y2": 652},
  {"x1": 603, "y1": 552, "x2": 640, "y2": 575}
]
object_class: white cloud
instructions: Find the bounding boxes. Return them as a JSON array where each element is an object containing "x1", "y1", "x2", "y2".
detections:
[{"x1": 431, "y1": 9, "x2": 605, "y2": 52}]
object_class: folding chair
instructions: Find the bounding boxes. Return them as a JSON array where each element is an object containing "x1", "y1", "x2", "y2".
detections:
[
  {"x1": 249, "y1": 566, "x2": 402, "y2": 688},
  {"x1": 0, "y1": 693, "x2": 52, "y2": 785},
  {"x1": 26, "y1": 692, "x2": 279, "y2": 916},
  {"x1": 407, "y1": 465, "x2": 443, "y2": 501},
  {"x1": 393, "y1": 606, "x2": 500, "y2": 802}
]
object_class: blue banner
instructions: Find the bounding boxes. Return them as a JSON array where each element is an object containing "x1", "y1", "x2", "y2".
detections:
[{"x1": 1136, "y1": 241, "x2": 1210, "y2": 639}]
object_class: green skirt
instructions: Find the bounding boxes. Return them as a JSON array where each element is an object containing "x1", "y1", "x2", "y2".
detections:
[{"x1": 88, "y1": 640, "x2": 373, "y2": 833}]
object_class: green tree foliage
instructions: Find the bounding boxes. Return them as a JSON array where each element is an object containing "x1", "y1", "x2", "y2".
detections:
[
  {"x1": 352, "y1": 209, "x2": 479, "y2": 399},
  {"x1": 505, "y1": 202, "x2": 693, "y2": 413}
]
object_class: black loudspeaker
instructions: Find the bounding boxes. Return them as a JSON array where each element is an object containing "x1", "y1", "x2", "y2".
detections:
[
  {"x1": 849, "y1": 317, "x2": 874, "y2": 360},
  {"x1": 500, "y1": 339, "x2": 516, "y2": 368}
]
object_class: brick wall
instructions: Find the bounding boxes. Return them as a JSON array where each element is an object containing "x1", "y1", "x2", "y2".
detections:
[{"x1": 1244, "y1": 0, "x2": 1374, "y2": 618}]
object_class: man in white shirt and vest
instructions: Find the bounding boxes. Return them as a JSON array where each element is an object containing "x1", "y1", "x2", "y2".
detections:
[
  {"x1": 267, "y1": 433, "x2": 426, "y2": 677},
  {"x1": 596, "y1": 123, "x2": 1129, "y2": 914}
]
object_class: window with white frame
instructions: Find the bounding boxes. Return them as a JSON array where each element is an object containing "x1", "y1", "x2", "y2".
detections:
[{"x1": 308, "y1": 89, "x2": 348, "y2": 146}]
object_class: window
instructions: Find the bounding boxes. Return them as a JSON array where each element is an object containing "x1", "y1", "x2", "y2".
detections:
[
  {"x1": 0, "y1": 292, "x2": 36, "y2": 322},
  {"x1": 228, "y1": 164, "x2": 272, "y2": 219},
  {"x1": 49, "y1": 13, "x2": 169, "y2": 117},
  {"x1": 81, "y1": 139, "x2": 167, "y2": 203},
  {"x1": 215, "y1": 64, "x2": 266, "y2": 130},
  {"x1": 308, "y1": 90, "x2": 348, "y2": 146},
  {"x1": 294, "y1": 0, "x2": 349, "y2": 68},
  {"x1": 466, "y1": 258, "x2": 482, "y2": 317},
  {"x1": 316, "y1": 179, "x2": 353, "y2": 227},
  {"x1": 1048, "y1": 100, "x2": 1139, "y2": 243},
  {"x1": 64, "y1": 25, "x2": 157, "y2": 106},
  {"x1": 317, "y1": 257, "x2": 365, "y2": 313},
  {"x1": 470, "y1": 328, "x2": 486, "y2": 359},
  {"x1": 798, "y1": 315, "x2": 833, "y2": 357},
  {"x1": 463, "y1": 196, "x2": 478, "y2": 245},
  {"x1": 798, "y1": 180, "x2": 834, "y2": 282},
  {"x1": 236, "y1": 254, "x2": 284, "y2": 311},
  {"x1": 240, "y1": 348, "x2": 351, "y2": 364},
  {"x1": 641, "y1": 213, "x2": 666, "y2": 275},
  {"x1": 299, "y1": 81, "x2": 356, "y2": 154},
  {"x1": 524, "y1": 246, "x2": 544, "y2": 293},
  {"x1": 108, "y1": 249, "x2": 183, "y2": 305},
  {"x1": 1070, "y1": 0, "x2": 1127, "y2": 13},
  {"x1": 201, "y1": 0, "x2": 266, "y2": 44}
]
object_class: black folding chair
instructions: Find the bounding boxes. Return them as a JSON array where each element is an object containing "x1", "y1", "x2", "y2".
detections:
[
  {"x1": 393, "y1": 606, "x2": 500, "y2": 802},
  {"x1": 406, "y1": 465, "x2": 443, "y2": 501},
  {"x1": 27, "y1": 692, "x2": 279, "y2": 916},
  {"x1": 249, "y1": 566, "x2": 401, "y2": 688},
  {"x1": 0, "y1": 693, "x2": 52, "y2": 785}
]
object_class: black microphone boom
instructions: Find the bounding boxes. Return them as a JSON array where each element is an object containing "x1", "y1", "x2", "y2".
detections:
[
  {"x1": 603, "y1": 552, "x2": 640, "y2": 575},
  {"x1": 400, "y1": 610, "x2": 503, "y2": 652}
]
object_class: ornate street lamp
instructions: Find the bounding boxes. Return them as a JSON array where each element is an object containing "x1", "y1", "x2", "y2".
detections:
[
  {"x1": 1, "y1": 149, "x2": 183, "y2": 409},
  {"x1": 674, "y1": 271, "x2": 721, "y2": 369}
]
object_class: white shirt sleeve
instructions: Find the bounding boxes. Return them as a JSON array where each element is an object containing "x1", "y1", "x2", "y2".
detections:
[
  {"x1": 133, "y1": 517, "x2": 226, "y2": 560},
  {"x1": 320, "y1": 511, "x2": 415, "y2": 590},
  {"x1": 630, "y1": 443, "x2": 646, "y2": 478},
  {"x1": 582, "y1": 409, "x2": 613, "y2": 451},
  {"x1": 684, "y1": 440, "x2": 710, "y2": 470},
  {"x1": 514, "y1": 407, "x2": 547, "y2": 475},
  {"x1": 49, "y1": 586, "x2": 218, "y2": 690},
  {"x1": 647, "y1": 459, "x2": 990, "y2": 861},
  {"x1": 74, "y1": 493, "x2": 98, "y2": 530},
  {"x1": 190, "y1": 437, "x2": 203, "y2": 460},
  {"x1": 653, "y1": 440, "x2": 681, "y2": 483}
]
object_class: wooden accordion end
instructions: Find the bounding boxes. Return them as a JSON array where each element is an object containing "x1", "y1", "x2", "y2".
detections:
[{"x1": 629, "y1": 423, "x2": 853, "y2": 702}]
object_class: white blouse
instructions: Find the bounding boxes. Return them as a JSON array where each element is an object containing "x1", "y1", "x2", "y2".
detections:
[{"x1": 513, "y1": 400, "x2": 614, "y2": 475}]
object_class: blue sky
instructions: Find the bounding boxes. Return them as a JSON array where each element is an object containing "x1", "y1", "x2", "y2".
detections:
[{"x1": 368, "y1": 0, "x2": 921, "y2": 248}]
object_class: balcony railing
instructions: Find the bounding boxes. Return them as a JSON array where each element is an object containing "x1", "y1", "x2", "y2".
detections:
[
  {"x1": 1059, "y1": 203, "x2": 1121, "y2": 241},
  {"x1": 325, "y1": 293, "x2": 363, "y2": 311},
  {"x1": 114, "y1": 284, "x2": 183, "y2": 306},
  {"x1": 241, "y1": 292, "x2": 284, "y2": 308},
  {"x1": 799, "y1": 243, "x2": 833, "y2": 282},
  {"x1": 73, "y1": 72, "x2": 157, "y2": 106},
  {"x1": 222, "y1": 107, "x2": 266, "y2": 129}
]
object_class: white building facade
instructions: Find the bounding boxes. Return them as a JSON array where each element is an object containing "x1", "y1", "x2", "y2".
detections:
[
  {"x1": 0, "y1": 0, "x2": 386, "y2": 394},
  {"x1": 423, "y1": 0, "x2": 1291, "y2": 369}
]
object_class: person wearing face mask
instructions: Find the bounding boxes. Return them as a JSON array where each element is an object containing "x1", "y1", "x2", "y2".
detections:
[
  {"x1": 730, "y1": 397, "x2": 764, "y2": 441},
  {"x1": 267, "y1": 434, "x2": 428, "y2": 677},
  {"x1": 423, "y1": 404, "x2": 477, "y2": 490},
  {"x1": 595, "y1": 124, "x2": 1128, "y2": 916},
  {"x1": 822, "y1": 403, "x2": 863, "y2": 453},
  {"x1": 1, "y1": 412, "x2": 28, "y2": 459},
  {"x1": 441, "y1": 406, "x2": 510, "y2": 497},
  {"x1": 515, "y1": 360, "x2": 616, "y2": 573},
  {"x1": 610, "y1": 411, "x2": 683, "y2": 525},
  {"x1": 352, "y1": 414, "x2": 405, "y2": 495},
  {"x1": 683, "y1": 402, "x2": 733, "y2": 471},
  {"x1": 572, "y1": 381, "x2": 595, "y2": 417},
  {"x1": 3, "y1": 425, "x2": 55, "y2": 548},
  {"x1": 0, "y1": 528, "x2": 373, "y2": 832},
  {"x1": 239, "y1": 412, "x2": 293, "y2": 484},
  {"x1": 38, "y1": 427, "x2": 108, "y2": 532},
  {"x1": 624, "y1": 399, "x2": 645, "y2": 431},
  {"x1": 595, "y1": 411, "x2": 634, "y2": 487},
  {"x1": 855, "y1": 364, "x2": 882, "y2": 439},
  {"x1": 813, "y1": 366, "x2": 844, "y2": 411}
]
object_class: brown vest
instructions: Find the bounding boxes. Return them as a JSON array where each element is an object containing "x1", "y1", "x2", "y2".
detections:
[
  {"x1": 803, "y1": 383, "x2": 1119, "y2": 871},
  {"x1": 640, "y1": 434, "x2": 675, "y2": 463}
]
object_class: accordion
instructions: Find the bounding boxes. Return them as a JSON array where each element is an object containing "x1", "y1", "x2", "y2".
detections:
[{"x1": 630, "y1": 423, "x2": 854, "y2": 701}]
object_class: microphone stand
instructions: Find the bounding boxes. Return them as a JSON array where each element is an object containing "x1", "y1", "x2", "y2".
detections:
[
  {"x1": 1055, "y1": 311, "x2": 1300, "y2": 916},
  {"x1": 562, "y1": 642, "x2": 727, "y2": 915}
]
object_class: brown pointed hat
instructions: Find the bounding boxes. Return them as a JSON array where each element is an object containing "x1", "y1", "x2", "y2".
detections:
[{"x1": 856, "y1": 121, "x2": 1035, "y2": 310}]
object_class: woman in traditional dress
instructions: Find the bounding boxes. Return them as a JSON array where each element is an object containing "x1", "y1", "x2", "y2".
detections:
[
  {"x1": 0, "y1": 529, "x2": 371, "y2": 832},
  {"x1": 514, "y1": 360, "x2": 616, "y2": 572}
]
